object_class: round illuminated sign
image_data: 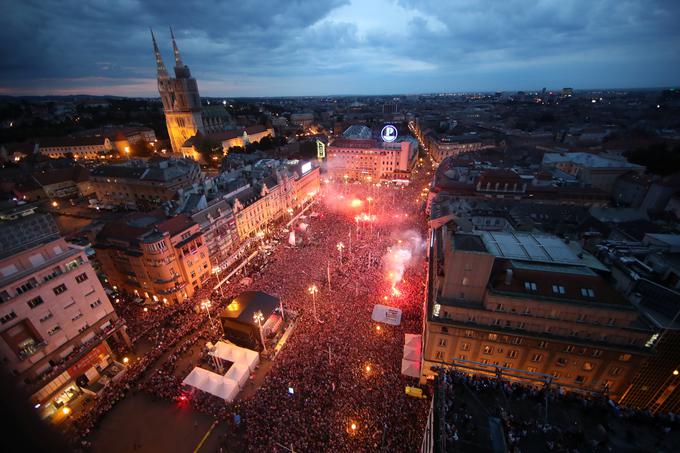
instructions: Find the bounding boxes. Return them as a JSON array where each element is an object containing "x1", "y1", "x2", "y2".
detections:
[{"x1": 381, "y1": 125, "x2": 398, "y2": 142}]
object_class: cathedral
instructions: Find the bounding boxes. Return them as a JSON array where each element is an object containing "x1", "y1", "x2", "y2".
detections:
[{"x1": 151, "y1": 28, "x2": 232, "y2": 154}]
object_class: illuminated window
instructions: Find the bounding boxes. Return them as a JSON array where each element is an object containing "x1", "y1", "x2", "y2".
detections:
[
  {"x1": 461, "y1": 342, "x2": 470, "y2": 351},
  {"x1": 531, "y1": 353, "x2": 542, "y2": 362},
  {"x1": 580, "y1": 288, "x2": 595, "y2": 298},
  {"x1": 483, "y1": 345, "x2": 494, "y2": 355},
  {"x1": 488, "y1": 333, "x2": 497, "y2": 341},
  {"x1": 618, "y1": 354, "x2": 631, "y2": 362},
  {"x1": 524, "y1": 282, "x2": 538, "y2": 292},
  {"x1": 551, "y1": 285, "x2": 565, "y2": 295},
  {"x1": 582, "y1": 362, "x2": 593, "y2": 371}
]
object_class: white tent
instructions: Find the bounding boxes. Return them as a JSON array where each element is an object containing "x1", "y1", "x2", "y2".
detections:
[
  {"x1": 404, "y1": 333, "x2": 421, "y2": 348},
  {"x1": 371, "y1": 304, "x2": 402, "y2": 326},
  {"x1": 403, "y1": 344, "x2": 421, "y2": 361},
  {"x1": 224, "y1": 363, "x2": 250, "y2": 389},
  {"x1": 401, "y1": 359, "x2": 421, "y2": 378},
  {"x1": 182, "y1": 367, "x2": 239, "y2": 402},
  {"x1": 210, "y1": 341, "x2": 260, "y2": 372}
]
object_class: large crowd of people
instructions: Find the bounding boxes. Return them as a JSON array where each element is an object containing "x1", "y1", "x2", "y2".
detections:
[
  {"x1": 70, "y1": 164, "x2": 434, "y2": 451},
  {"x1": 440, "y1": 368, "x2": 680, "y2": 452}
]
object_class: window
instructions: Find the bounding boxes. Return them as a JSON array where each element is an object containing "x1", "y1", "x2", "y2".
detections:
[
  {"x1": 458, "y1": 355, "x2": 467, "y2": 361},
  {"x1": 1, "y1": 311, "x2": 17, "y2": 324},
  {"x1": 607, "y1": 318, "x2": 616, "y2": 326},
  {"x1": 577, "y1": 313, "x2": 587, "y2": 322},
  {"x1": 556, "y1": 358, "x2": 568, "y2": 367},
  {"x1": 551, "y1": 285, "x2": 565, "y2": 295},
  {"x1": 580, "y1": 288, "x2": 595, "y2": 298},
  {"x1": 39, "y1": 311, "x2": 54, "y2": 322},
  {"x1": 71, "y1": 311, "x2": 83, "y2": 322},
  {"x1": 440, "y1": 326, "x2": 448, "y2": 333},
  {"x1": 510, "y1": 337, "x2": 523, "y2": 345},
  {"x1": 517, "y1": 322, "x2": 526, "y2": 330},
  {"x1": 531, "y1": 353, "x2": 542, "y2": 362},
  {"x1": 464, "y1": 329, "x2": 473, "y2": 337},
  {"x1": 564, "y1": 345, "x2": 575, "y2": 353},
  {"x1": 47, "y1": 325, "x2": 62, "y2": 336},
  {"x1": 438, "y1": 338, "x2": 447, "y2": 347},
  {"x1": 552, "y1": 371, "x2": 560, "y2": 378},
  {"x1": 527, "y1": 367, "x2": 537, "y2": 373},
  {"x1": 582, "y1": 362, "x2": 594, "y2": 371},
  {"x1": 461, "y1": 342, "x2": 470, "y2": 351},
  {"x1": 507, "y1": 350, "x2": 518, "y2": 359},
  {"x1": 483, "y1": 345, "x2": 494, "y2": 355},
  {"x1": 575, "y1": 375, "x2": 587, "y2": 384},
  {"x1": 75, "y1": 272, "x2": 88, "y2": 283},
  {"x1": 435, "y1": 350, "x2": 444, "y2": 360},
  {"x1": 495, "y1": 303, "x2": 504, "y2": 311},
  {"x1": 592, "y1": 349, "x2": 603, "y2": 358},
  {"x1": 488, "y1": 333, "x2": 497, "y2": 341},
  {"x1": 27, "y1": 296, "x2": 44, "y2": 309},
  {"x1": 618, "y1": 354, "x2": 631, "y2": 362},
  {"x1": 53, "y1": 284, "x2": 67, "y2": 295},
  {"x1": 524, "y1": 282, "x2": 538, "y2": 292}
]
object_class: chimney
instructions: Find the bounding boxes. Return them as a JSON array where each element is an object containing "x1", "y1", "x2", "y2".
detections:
[{"x1": 504, "y1": 268, "x2": 513, "y2": 285}]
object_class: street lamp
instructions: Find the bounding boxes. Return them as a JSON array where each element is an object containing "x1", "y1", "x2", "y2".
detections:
[
  {"x1": 336, "y1": 242, "x2": 345, "y2": 263},
  {"x1": 201, "y1": 299, "x2": 218, "y2": 335},
  {"x1": 253, "y1": 310, "x2": 267, "y2": 352},
  {"x1": 212, "y1": 266, "x2": 224, "y2": 298},
  {"x1": 307, "y1": 284, "x2": 322, "y2": 323}
]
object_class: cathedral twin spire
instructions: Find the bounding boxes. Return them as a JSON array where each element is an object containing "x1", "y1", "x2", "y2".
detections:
[{"x1": 150, "y1": 26, "x2": 186, "y2": 80}]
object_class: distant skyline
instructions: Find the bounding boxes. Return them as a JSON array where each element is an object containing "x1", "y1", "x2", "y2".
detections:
[{"x1": 1, "y1": 0, "x2": 679, "y2": 97}]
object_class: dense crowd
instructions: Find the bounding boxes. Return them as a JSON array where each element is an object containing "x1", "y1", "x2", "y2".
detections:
[
  {"x1": 71, "y1": 164, "x2": 434, "y2": 451},
  {"x1": 233, "y1": 177, "x2": 431, "y2": 452},
  {"x1": 441, "y1": 369, "x2": 680, "y2": 452}
]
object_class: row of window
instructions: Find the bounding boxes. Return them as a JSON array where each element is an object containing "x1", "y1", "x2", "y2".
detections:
[
  {"x1": 435, "y1": 350, "x2": 626, "y2": 377},
  {"x1": 493, "y1": 303, "x2": 618, "y2": 325},
  {"x1": 523, "y1": 281, "x2": 596, "y2": 298}
]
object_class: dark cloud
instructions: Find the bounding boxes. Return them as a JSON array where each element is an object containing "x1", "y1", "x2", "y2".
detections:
[{"x1": 0, "y1": 0, "x2": 678, "y2": 96}]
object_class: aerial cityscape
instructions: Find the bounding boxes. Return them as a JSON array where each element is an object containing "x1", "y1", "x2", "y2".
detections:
[{"x1": 1, "y1": 1, "x2": 680, "y2": 452}]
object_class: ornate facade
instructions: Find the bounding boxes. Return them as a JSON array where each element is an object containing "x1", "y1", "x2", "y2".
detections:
[{"x1": 151, "y1": 28, "x2": 231, "y2": 154}]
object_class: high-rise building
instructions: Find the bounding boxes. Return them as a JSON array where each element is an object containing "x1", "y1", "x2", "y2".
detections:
[
  {"x1": 421, "y1": 225, "x2": 656, "y2": 399},
  {"x1": 151, "y1": 28, "x2": 231, "y2": 154},
  {"x1": 0, "y1": 204, "x2": 128, "y2": 418}
]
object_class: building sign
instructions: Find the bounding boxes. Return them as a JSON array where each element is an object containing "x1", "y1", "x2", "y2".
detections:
[
  {"x1": 381, "y1": 125, "x2": 398, "y2": 143},
  {"x1": 67, "y1": 342, "x2": 109, "y2": 378},
  {"x1": 301, "y1": 162, "x2": 312, "y2": 175},
  {"x1": 316, "y1": 140, "x2": 326, "y2": 159}
]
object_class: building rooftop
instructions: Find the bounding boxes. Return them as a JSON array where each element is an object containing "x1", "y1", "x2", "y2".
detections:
[
  {"x1": 542, "y1": 152, "x2": 643, "y2": 169},
  {"x1": 480, "y1": 231, "x2": 581, "y2": 265}
]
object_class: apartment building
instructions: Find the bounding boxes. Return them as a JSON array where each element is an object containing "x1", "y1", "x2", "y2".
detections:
[
  {"x1": 94, "y1": 212, "x2": 210, "y2": 303},
  {"x1": 421, "y1": 226, "x2": 655, "y2": 399},
  {"x1": 0, "y1": 208, "x2": 127, "y2": 418}
]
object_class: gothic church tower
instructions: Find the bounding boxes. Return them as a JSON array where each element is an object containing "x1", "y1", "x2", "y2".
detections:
[{"x1": 151, "y1": 28, "x2": 205, "y2": 154}]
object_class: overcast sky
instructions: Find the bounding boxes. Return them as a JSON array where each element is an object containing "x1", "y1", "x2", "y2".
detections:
[{"x1": 1, "y1": 0, "x2": 678, "y2": 97}]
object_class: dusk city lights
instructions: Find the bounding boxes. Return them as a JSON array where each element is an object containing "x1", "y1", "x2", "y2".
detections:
[{"x1": 2, "y1": 1, "x2": 680, "y2": 452}]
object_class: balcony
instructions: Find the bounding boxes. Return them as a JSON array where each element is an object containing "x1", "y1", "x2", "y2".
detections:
[{"x1": 0, "y1": 251, "x2": 84, "y2": 303}]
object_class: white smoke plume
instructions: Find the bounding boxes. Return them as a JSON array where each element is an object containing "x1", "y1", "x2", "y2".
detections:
[{"x1": 383, "y1": 229, "x2": 426, "y2": 295}]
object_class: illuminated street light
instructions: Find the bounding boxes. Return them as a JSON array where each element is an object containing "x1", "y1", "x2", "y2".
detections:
[
  {"x1": 336, "y1": 242, "x2": 345, "y2": 263},
  {"x1": 674, "y1": 370, "x2": 679, "y2": 376},
  {"x1": 307, "y1": 284, "x2": 322, "y2": 323},
  {"x1": 123, "y1": 356, "x2": 129, "y2": 365},
  {"x1": 51, "y1": 200, "x2": 59, "y2": 208},
  {"x1": 253, "y1": 310, "x2": 267, "y2": 352},
  {"x1": 201, "y1": 299, "x2": 221, "y2": 336},
  {"x1": 62, "y1": 406, "x2": 71, "y2": 416}
]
